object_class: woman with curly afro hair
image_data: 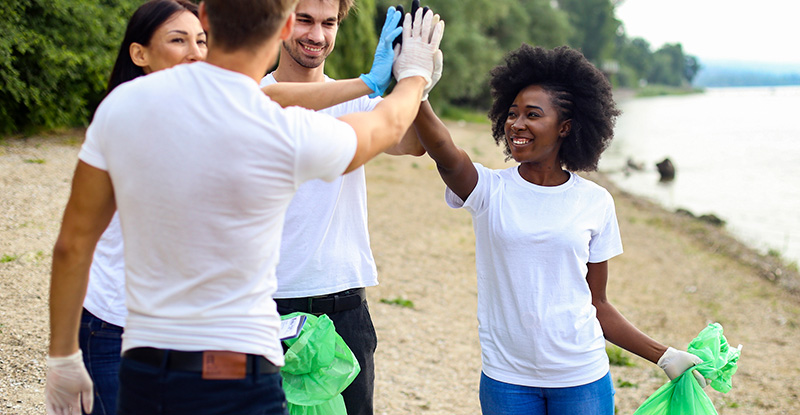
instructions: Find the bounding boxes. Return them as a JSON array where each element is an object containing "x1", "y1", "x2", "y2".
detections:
[{"x1": 414, "y1": 44, "x2": 707, "y2": 414}]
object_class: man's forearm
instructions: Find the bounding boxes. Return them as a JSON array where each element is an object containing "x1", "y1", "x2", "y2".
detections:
[
  {"x1": 49, "y1": 243, "x2": 94, "y2": 356},
  {"x1": 375, "y1": 76, "x2": 426, "y2": 133},
  {"x1": 262, "y1": 78, "x2": 373, "y2": 110},
  {"x1": 49, "y1": 161, "x2": 116, "y2": 356},
  {"x1": 339, "y1": 76, "x2": 426, "y2": 173}
]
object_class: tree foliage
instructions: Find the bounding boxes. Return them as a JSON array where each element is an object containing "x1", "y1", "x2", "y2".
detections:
[
  {"x1": 0, "y1": 0, "x2": 700, "y2": 134},
  {"x1": 374, "y1": 0, "x2": 571, "y2": 108},
  {"x1": 558, "y1": 0, "x2": 620, "y2": 63},
  {"x1": 324, "y1": 0, "x2": 378, "y2": 79},
  {"x1": 0, "y1": 0, "x2": 140, "y2": 134}
]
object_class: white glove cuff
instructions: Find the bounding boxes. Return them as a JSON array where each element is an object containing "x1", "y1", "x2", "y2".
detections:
[
  {"x1": 656, "y1": 346, "x2": 676, "y2": 368},
  {"x1": 395, "y1": 69, "x2": 432, "y2": 84},
  {"x1": 47, "y1": 350, "x2": 84, "y2": 367}
]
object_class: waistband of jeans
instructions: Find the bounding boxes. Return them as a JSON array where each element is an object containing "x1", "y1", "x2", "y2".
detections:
[{"x1": 122, "y1": 347, "x2": 279, "y2": 374}]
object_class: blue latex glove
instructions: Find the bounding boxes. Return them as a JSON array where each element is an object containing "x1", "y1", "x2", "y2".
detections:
[{"x1": 360, "y1": 7, "x2": 403, "y2": 98}]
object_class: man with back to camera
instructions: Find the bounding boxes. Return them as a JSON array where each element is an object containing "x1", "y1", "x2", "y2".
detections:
[
  {"x1": 262, "y1": 1, "x2": 444, "y2": 414},
  {"x1": 44, "y1": 0, "x2": 444, "y2": 413}
]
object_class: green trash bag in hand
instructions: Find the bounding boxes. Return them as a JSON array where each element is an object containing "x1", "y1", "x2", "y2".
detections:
[
  {"x1": 633, "y1": 323, "x2": 741, "y2": 415},
  {"x1": 688, "y1": 323, "x2": 741, "y2": 393},
  {"x1": 280, "y1": 313, "x2": 361, "y2": 415}
]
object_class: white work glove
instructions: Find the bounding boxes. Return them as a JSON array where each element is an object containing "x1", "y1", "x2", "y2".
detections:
[
  {"x1": 393, "y1": 7, "x2": 445, "y2": 84},
  {"x1": 657, "y1": 346, "x2": 708, "y2": 388},
  {"x1": 421, "y1": 49, "x2": 443, "y2": 101},
  {"x1": 46, "y1": 350, "x2": 94, "y2": 415}
]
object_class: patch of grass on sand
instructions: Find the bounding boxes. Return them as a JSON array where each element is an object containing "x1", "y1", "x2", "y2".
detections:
[
  {"x1": 607, "y1": 344, "x2": 636, "y2": 367},
  {"x1": 1, "y1": 254, "x2": 19, "y2": 263},
  {"x1": 380, "y1": 297, "x2": 415, "y2": 308},
  {"x1": 616, "y1": 378, "x2": 638, "y2": 388}
]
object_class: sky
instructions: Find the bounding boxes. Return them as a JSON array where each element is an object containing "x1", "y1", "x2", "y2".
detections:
[{"x1": 615, "y1": 0, "x2": 800, "y2": 67}]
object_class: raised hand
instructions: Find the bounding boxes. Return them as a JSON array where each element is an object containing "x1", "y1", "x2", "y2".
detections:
[
  {"x1": 359, "y1": 6, "x2": 403, "y2": 98},
  {"x1": 393, "y1": 6, "x2": 445, "y2": 85}
]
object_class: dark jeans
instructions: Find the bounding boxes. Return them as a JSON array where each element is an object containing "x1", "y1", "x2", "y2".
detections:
[
  {"x1": 278, "y1": 299, "x2": 377, "y2": 415},
  {"x1": 79, "y1": 308, "x2": 123, "y2": 415},
  {"x1": 117, "y1": 352, "x2": 288, "y2": 415}
]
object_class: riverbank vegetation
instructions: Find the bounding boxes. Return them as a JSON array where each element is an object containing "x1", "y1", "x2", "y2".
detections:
[
  {"x1": 635, "y1": 85, "x2": 705, "y2": 97},
  {"x1": 1, "y1": 0, "x2": 699, "y2": 135}
]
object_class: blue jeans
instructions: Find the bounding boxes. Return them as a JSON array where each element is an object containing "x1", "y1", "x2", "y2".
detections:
[
  {"x1": 479, "y1": 371, "x2": 615, "y2": 415},
  {"x1": 117, "y1": 353, "x2": 288, "y2": 415},
  {"x1": 79, "y1": 309, "x2": 123, "y2": 415}
]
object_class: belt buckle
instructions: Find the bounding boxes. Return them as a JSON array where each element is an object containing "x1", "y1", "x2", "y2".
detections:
[{"x1": 202, "y1": 351, "x2": 247, "y2": 380}]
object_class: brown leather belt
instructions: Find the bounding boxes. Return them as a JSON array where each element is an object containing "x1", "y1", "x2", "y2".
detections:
[{"x1": 123, "y1": 347, "x2": 279, "y2": 378}]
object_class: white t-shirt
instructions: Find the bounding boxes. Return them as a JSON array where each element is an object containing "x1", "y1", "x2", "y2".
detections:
[
  {"x1": 83, "y1": 213, "x2": 127, "y2": 327},
  {"x1": 446, "y1": 164, "x2": 623, "y2": 387},
  {"x1": 260, "y1": 74, "x2": 379, "y2": 298},
  {"x1": 79, "y1": 62, "x2": 357, "y2": 365}
]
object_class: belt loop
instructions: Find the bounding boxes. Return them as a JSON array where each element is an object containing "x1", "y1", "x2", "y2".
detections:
[
  {"x1": 160, "y1": 349, "x2": 170, "y2": 377},
  {"x1": 250, "y1": 355, "x2": 258, "y2": 380},
  {"x1": 307, "y1": 297, "x2": 314, "y2": 314}
]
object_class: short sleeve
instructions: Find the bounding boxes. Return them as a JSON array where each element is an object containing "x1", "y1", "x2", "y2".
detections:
[
  {"x1": 587, "y1": 191, "x2": 624, "y2": 263},
  {"x1": 78, "y1": 102, "x2": 110, "y2": 171},
  {"x1": 285, "y1": 107, "x2": 357, "y2": 185},
  {"x1": 445, "y1": 162, "x2": 494, "y2": 215}
]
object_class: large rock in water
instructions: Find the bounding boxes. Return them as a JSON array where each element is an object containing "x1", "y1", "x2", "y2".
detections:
[{"x1": 656, "y1": 158, "x2": 675, "y2": 181}]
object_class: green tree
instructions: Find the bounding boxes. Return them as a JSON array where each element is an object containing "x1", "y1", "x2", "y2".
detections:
[
  {"x1": 617, "y1": 36, "x2": 653, "y2": 86},
  {"x1": 374, "y1": 0, "x2": 571, "y2": 108},
  {"x1": 683, "y1": 55, "x2": 701, "y2": 85},
  {"x1": 558, "y1": 0, "x2": 620, "y2": 63},
  {"x1": 648, "y1": 43, "x2": 686, "y2": 86},
  {"x1": 0, "y1": 0, "x2": 140, "y2": 134},
  {"x1": 325, "y1": 0, "x2": 379, "y2": 79}
]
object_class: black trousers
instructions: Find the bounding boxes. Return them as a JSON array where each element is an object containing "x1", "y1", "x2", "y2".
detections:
[{"x1": 277, "y1": 299, "x2": 377, "y2": 415}]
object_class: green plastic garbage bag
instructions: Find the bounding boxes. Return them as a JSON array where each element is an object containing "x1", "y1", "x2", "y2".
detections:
[
  {"x1": 632, "y1": 323, "x2": 741, "y2": 415},
  {"x1": 280, "y1": 312, "x2": 361, "y2": 415}
]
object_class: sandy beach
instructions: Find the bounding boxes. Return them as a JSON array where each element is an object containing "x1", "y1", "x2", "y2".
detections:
[{"x1": 1, "y1": 120, "x2": 799, "y2": 414}]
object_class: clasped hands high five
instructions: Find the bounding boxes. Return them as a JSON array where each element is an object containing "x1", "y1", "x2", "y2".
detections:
[{"x1": 361, "y1": 2, "x2": 444, "y2": 100}]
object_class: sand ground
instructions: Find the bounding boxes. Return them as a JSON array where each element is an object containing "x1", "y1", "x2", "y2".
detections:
[{"x1": 1, "y1": 120, "x2": 799, "y2": 414}]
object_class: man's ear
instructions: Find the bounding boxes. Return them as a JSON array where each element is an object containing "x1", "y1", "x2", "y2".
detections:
[
  {"x1": 279, "y1": 12, "x2": 295, "y2": 41},
  {"x1": 129, "y1": 42, "x2": 148, "y2": 69},
  {"x1": 198, "y1": 1, "x2": 211, "y2": 32},
  {"x1": 559, "y1": 119, "x2": 572, "y2": 138}
]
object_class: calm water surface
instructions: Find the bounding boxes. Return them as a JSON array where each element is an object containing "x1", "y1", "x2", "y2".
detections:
[{"x1": 600, "y1": 86, "x2": 800, "y2": 265}]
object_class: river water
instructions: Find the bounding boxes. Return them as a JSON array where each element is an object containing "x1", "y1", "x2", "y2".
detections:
[{"x1": 600, "y1": 86, "x2": 800, "y2": 265}]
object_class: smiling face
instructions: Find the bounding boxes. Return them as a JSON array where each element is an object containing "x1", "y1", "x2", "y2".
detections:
[
  {"x1": 131, "y1": 10, "x2": 207, "y2": 74},
  {"x1": 281, "y1": 0, "x2": 340, "y2": 69},
  {"x1": 504, "y1": 85, "x2": 571, "y2": 169}
]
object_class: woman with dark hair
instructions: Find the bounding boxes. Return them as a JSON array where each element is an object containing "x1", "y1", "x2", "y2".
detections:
[
  {"x1": 79, "y1": 2, "x2": 206, "y2": 414},
  {"x1": 413, "y1": 44, "x2": 706, "y2": 414},
  {"x1": 106, "y1": 0, "x2": 206, "y2": 95}
]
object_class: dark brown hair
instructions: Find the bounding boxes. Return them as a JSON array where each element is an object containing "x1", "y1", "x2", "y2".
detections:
[{"x1": 203, "y1": 0, "x2": 299, "y2": 52}]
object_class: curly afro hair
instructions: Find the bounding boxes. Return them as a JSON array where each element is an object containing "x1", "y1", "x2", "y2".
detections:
[{"x1": 488, "y1": 44, "x2": 621, "y2": 172}]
